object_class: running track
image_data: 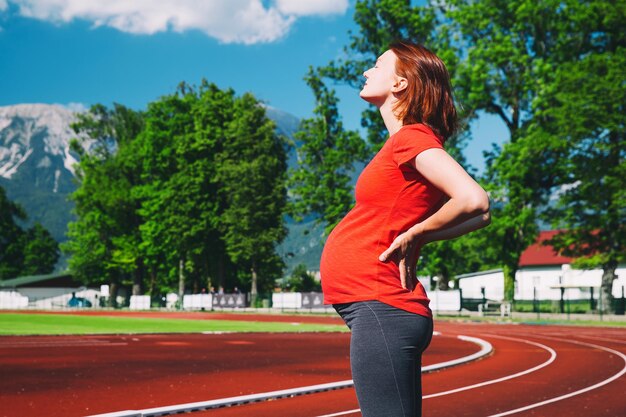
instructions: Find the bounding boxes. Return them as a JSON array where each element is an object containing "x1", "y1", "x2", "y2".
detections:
[{"x1": 0, "y1": 312, "x2": 624, "y2": 416}]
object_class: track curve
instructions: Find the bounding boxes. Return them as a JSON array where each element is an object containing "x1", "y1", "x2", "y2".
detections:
[{"x1": 1, "y1": 314, "x2": 624, "y2": 417}]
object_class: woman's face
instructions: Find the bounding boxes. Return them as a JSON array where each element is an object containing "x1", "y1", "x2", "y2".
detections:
[{"x1": 360, "y1": 50, "x2": 401, "y2": 106}]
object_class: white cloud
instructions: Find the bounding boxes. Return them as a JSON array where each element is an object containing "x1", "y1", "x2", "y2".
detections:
[
  {"x1": 4, "y1": 0, "x2": 347, "y2": 44},
  {"x1": 0, "y1": 0, "x2": 7, "y2": 11},
  {"x1": 275, "y1": 0, "x2": 349, "y2": 16}
]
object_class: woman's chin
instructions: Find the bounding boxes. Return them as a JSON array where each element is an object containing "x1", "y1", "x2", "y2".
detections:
[
  {"x1": 359, "y1": 93, "x2": 379, "y2": 105},
  {"x1": 359, "y1": 90, "x2": 374, "y2": 102}
]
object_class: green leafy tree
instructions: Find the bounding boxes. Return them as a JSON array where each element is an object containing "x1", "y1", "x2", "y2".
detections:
[
  {"x1": 289, "y1": 69, "x2": 368, "y2": 235},
  {"x1": 442, "y1": 0, "x2": 600, "y2": 300},
  {"x1": 0, "y1": 185, "x2": 26, "y2": 279},
  {"x1": 21, "y1": 223, "x2": 59, "y2": 276},
  {"x1": 217, "y1": 93, "x2": 289, "y2": 306},
  {"x1": 283, "y1": 263, "x2": 321, "y2": 292},
  {"x1": 135, "y1": 88, "x2": 201, "y2": 302},
  {"x1": 538, "y1": 48, "x2": 625, "y2": 312},
  {"x1": 137, "y1": 82, "x2": 246, "y2": 300},
  {"x1": 0, "y1": 186, "x2": 59, "y2": 278},
  {"x1": 63, "y1": 103, "x2": 145, "y2": 305},
  {"x1": 66, "y1": 82, "x2": 290, "y2": 307}
]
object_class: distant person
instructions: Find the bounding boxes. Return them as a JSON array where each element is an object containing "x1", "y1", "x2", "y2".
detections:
[{"x1": 320, "y1": 41, "x2": 491, "y2": 417}]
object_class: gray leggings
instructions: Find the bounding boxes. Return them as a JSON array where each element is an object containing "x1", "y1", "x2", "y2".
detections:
[{"x1": 334, "y1": 300, "x2": 433, "y2": 417}]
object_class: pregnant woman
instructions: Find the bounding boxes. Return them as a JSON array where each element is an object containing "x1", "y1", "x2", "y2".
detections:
[{"x1": 320, "y1": 41, "x2": 491, "y2": 417}]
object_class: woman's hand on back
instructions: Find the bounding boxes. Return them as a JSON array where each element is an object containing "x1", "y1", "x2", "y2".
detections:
[{"x1": 379, "y1": 225, "x2": 425, "y2": 291}]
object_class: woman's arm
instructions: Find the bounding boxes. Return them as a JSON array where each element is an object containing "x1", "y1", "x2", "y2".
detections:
[
  {"x1": 379, "y1": 148, "x2": 490, "y2": 289},
  {"x1": 421, "y1": 210, "x2": 491, "y2": 244},
  {"x1": 411, "y1": 148, "x2": 490, "y2": 234}
]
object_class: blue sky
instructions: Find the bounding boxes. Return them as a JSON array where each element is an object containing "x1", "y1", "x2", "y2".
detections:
[{"x1": 0, "y1": 0, "x2": 507, "y2": 173}]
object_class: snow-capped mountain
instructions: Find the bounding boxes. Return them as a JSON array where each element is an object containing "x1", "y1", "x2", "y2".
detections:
[
  {"x1": 0, "y1": 104, "x2": 83, "y2": 192},
  {"x1": 0, "y1": 104, "x2": 89, "y2": 251}
]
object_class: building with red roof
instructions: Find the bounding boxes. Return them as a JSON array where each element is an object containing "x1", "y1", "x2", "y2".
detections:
[
  {"x1": 457, "y1": 231, "x2": 626, "y2": 302},
  {"x1": 518, "y1": 230, "x2": 575, "y2": 267}
]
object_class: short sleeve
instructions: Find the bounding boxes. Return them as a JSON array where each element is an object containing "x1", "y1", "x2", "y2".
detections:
[{"x1": 391, "y1": 127, "x2": 444, "y2": 167}]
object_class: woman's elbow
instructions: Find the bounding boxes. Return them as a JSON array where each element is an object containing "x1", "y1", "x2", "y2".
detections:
[
  {"x1": 466, "y1": 190, "x2": 490, "y2": 215},
  {"x1": 482, "y1": 209, "x2": 491, "y2": 226}
]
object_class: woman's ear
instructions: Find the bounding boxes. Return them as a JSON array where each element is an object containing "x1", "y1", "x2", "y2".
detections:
[{"x1": 391, "y1": 77, "x2": 408, "y2": 93}]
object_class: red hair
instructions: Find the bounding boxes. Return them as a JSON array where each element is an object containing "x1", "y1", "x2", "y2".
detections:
[{"x1": 389, "y1": 41, "x2": 457, "y2": 140}]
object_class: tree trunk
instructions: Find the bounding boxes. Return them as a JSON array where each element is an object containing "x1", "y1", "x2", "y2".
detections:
[
  {"x1": 438, "y1": 273, "x2": 450, "y2": 291},
  {"x1": 132, "y1": 260, "x2": 143, "y2": 296},
  {"x1": 250, "y1": 262, "x2": 258, "y2": 307},
  {"x1": 148, "y1": 266, "x2": 157, "y2": 296},
  {"x1": 218, "y1": 254, "x2": 225, "y2": 291},
  {"x1": 108, "y1": 281, "x2": 119, "y2": 308},
  {"x1": 599, "y1": 260, "x2": 617, "y2": 314},
  {"x1": 204, "y1": 257, "x2": 212, "y2": 293},
  {"x1": 178, "y1": 257, "x2": 185, "y2": 309},
  {"x1": 503, "y1": 264, "x2": 516, "y2": 301}
]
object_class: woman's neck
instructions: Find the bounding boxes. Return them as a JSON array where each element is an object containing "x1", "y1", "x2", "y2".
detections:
[{"x1": 379, "y1": 100, "x2": 403, "y2": 136}]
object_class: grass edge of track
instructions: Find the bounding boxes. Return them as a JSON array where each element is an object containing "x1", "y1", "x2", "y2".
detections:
[{"x1": 0, "y1": 313, "x2": 349, "y2": 335}]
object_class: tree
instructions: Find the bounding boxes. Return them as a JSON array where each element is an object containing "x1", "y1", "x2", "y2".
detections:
[
  {"x1": 21, "y1": 223, "x2": 59, "y2": 276},
  {"x1": 63, "y1": 103, "x2": 145, "y2": 306},
  {"x1": 441, "y1": 0, "x2": 601, "y2": 300},
  {"x1": 135, "y1": 87, "x2": 204, "y2": 303},
  {"x1": 538, "y1": 48, "x2": 625, "y2": 312},
  {"x1": 0, "y1": 185, "x2": 26, "y2": 279},
  {"x1": 0, "y1": 186, "x2": 59, "y2": 278},
  {"x1": 283, "y1": 263, "x2": 321, "y2": 292},
  {"x1": 217, "y1": 93, "x2": 289, "y2": 306},
  {"x1": 289, "y1": 69, "x2": 368, "y2": 235},
  {"x1": 65, "y1": 82, "x2": 290, "y2": 306}
]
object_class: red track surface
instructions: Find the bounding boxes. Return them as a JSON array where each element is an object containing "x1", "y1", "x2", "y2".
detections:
[{"x1": 1, "y1": 312, "x2": 625, "y2": 417}]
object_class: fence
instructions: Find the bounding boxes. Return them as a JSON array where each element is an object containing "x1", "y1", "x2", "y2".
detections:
[
  {"x1": 271, "y1": 292, "x2": 331, "y2": 310},
  {"x1": 4, "y1": 288, "x2": 624, "y2": 317},
  {"x1": 0, "y1": 288, "x2": 100, "y2": 309},
  {"x1": 460, "y1": 287, "x2": 626, "y2": 317},
  {"x1": 0, "y1": 291, "x2": 29, "y2": 309}
]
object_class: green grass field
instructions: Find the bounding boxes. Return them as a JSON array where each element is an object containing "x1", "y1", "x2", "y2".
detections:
[{"x1": 0, "y1": 313, "x2": 348, "y2": 335}]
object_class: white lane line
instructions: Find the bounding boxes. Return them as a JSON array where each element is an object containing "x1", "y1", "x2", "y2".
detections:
[
  {"x1": 317, "y1": 408, "x2": 359, "y2": 416},
  {"x1": 423, "y1": 335, "x2": 556, "y2": 399},
  {"x1": 316, "y1": 334, "x2": 556, "y2": 417},
  {"x1": 0, "y1": 340, "x2": 128, "y2": 348},
  {"x1": 88, "y1": 334, "x2": 491, "y2": 417},
  {"x1": 573, "y1": 334, "x2": 626, "y2": 345},
  {"x1": 422, "y1": 335, "x2": 492, "y2": 372},
  {"x1": 314, "y1": 335, "x2": 494, "y2": 417},
  {"x1": 485, "y1": 335, "x2": 626, "y2": 417}
]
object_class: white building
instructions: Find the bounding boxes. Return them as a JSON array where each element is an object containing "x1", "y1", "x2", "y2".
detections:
[{"x1": 457, "y1": 231, "x2": 626, "y2": 301}]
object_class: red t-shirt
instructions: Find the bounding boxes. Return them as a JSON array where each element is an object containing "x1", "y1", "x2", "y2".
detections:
[{"x1": 320, "y1": 123, "x2": 445, "y2": 318}]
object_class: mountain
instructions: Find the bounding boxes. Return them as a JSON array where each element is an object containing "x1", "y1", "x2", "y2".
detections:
[
  {"x1": 0, "y1": 103, "x2": 323, "y2": 273},
  {"x1": 0, "y1": 104, "x2": 87, "y2": 248}
]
